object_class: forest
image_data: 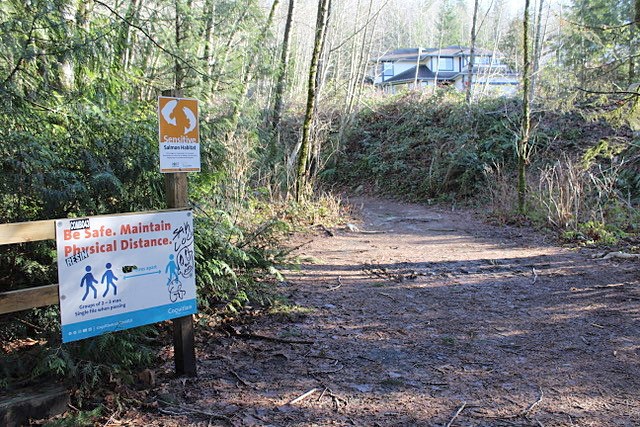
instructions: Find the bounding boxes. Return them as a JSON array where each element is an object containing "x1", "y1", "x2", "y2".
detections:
[{"x1": 0, "y1": 0, "x2": 639, "y2": 424}]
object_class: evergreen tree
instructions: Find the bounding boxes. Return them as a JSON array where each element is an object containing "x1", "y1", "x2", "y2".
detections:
[{"x1": 560, "y1": 0, "x2": 638, "y2": 92}]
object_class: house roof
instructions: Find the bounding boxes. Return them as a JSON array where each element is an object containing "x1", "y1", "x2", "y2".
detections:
[
  {"x1": 383, "y1": 65, "x2": 458, "y2": 84},
  {"x1": 376, "y1": 46, "x2": 496, "y2": 62},
  {"x1": 376, "y1": 48, "x2": 431, "y2": 62}
]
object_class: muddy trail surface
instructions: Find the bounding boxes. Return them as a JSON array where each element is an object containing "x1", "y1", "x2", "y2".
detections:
[{"x1": 116, "y1": 198, "x2": 639, "y2": 427}]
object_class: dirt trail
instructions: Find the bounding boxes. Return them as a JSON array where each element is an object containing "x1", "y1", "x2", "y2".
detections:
[{"x1": 121, "y1": 197, "x2": 640, "y2": 427}]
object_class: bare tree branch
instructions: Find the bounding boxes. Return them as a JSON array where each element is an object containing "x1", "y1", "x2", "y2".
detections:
[
  {"x1": 576, "y1": 87, "x2": 639, "y2": 98},
  {"x1": 329, "y1": 0, "x2": 391, "y2": 54},
  {"x1": 561, "y1": 17, "x2": 638, "y2": 32},
  {"x1": 93, "y1": 0, "x2": 207, "y2": 79}
]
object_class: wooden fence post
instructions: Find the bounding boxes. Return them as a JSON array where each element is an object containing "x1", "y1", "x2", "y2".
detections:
[{"x1": 163, "y1": 89, "x2": 197, "y2": 377}]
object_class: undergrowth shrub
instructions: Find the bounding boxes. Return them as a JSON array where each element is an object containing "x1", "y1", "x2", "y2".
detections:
[
  {"x1": 336, "y1": 91, "x2": 521, "y2": 199},
  {"x1": 194, "y1": 208, "x2": 286, "y2": 313},
  {"x1": 335, "y1": 90, "x2": 639, "y2": 243},
  {"x1": 532, "y1": 150, "x2": 639, "y2": 243},
  {"x1": 0, "y1": 322, "x2": 157, "y2": 403}
]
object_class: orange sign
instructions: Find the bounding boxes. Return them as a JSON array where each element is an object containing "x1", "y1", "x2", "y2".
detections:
[
  {"x1": 158, "y1": 96, "x2": 201, "y2": 173},
  {"x1": 158, "y1": 97, "x2": 199, "y2": 143}
]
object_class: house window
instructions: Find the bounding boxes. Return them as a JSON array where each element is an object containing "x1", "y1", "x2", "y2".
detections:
[
  {"x1": 438, "y1": 57, "x2": 454, "y2": 71},
  {"x1": 382, "y1": 62, "x2": 394, "y2": 80}
]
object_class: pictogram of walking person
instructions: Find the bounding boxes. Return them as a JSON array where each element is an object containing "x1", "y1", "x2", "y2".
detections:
[
  {"x1": 101, "y1": 263, "x2": 118, "y2": 297},
  {"x1": 80, "y1": 266, "x2": 98, "y2": 301},
  {"x1": 165, "y1": 254, "x2": 180, "y2": 285}
]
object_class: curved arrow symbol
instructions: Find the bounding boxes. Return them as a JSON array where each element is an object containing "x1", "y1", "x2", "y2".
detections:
[
  {"x1": 183, "y1": 106, "x2": 196, "y2": 134},
  {"x1": 161, "y1": 99, "x2": 178, "y2": 126}
]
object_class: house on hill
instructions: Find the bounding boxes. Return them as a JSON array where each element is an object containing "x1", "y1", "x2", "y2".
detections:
[{"x1": 371, "y1": 46, "x2": 519, "y2": 95}]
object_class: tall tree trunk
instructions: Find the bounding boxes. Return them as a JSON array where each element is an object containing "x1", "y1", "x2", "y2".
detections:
[
  {"x1": 267, "y1": 0, "x2": 295, "y2": 184},
  {"x1": 314, "y1": 0, "x2": 332, "y2": 98},
  {"x1": 202, "y1": 0, "x2": 215, "y2": 67},
  {"x1": 354, "y1": 0, "x2": 388, "y2": 104},
  {"x1": 630, "y1": 0, "x2": 640, "y2": 84},
  {"x1": 344, "y1": 0, "x2": 363, "y2": 107},
  {"x1": 228, "y1": 0, "x2": 280, "y2": 135},
  {"x1": 211, "y1": 2, "x2": 251, "y2": 93},
  {"x1": 344, "y1": 0, "x2": 376, "y2": 126},
  {"x1": 578, "y1": 1, "x2": 587, "y2": 93},
  {"x1": 271, "y1": 0, "x2": 295, "y2": 133},
  {"x1": 529, "y1": 0, "x2": 545, "y2": 103},
  {"x1": 174, "y1": 0, "x2": 186, "y2": 89},
  {"x1": 200, "y1": 0, "x2": 216, "y2": 93},
  {"x1": 117, "y1": 0, "x2": 141, "y2": 72},
  {"x1": 331, "y1": 0, "x2": 384, "y2": 173},
  {"x1": 295, "y1": 0, "x2": 330, "y2": 202},
  {"x1": 466, "y1": 0, "x2": 479, "y2": 103},
  {"x1": 433, "y1": 6, "x2": 445, "y2": 94},
  {"x1": 57, "y1": 0, "x2": 77, "y2": 91},
  {"x1": 518, "y1": 0, "x2": 532, "y2": 214},
  {"x1": 310, "y1": 0, "x2": 333, "y2": 181}
]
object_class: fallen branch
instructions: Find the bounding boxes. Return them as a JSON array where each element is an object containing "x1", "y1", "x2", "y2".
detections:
[
  {"x1": 384, "y1": 216, "x2": 442, "y2": 222},
  {"x1": 346, "y1": 223, "x2": 386, "y2": 234},
  {"x1": 289, "y1": 388, "x2": 319, "y2": 404},
  {"x1": 378, "y1": 292, "x2": 398, "y2": 302},
  {"x1": 323, "y1": 388, "x2": 348, "y2": 411},
  {"x1": 363, "y1": 264, "x2": 389, "y2": 280},
  {"x1": 498, "y1": 387, "x2": 544, "y2": 419},
  {"x1": 223, "y1": 325, "x2": 314, "y2": 345},
  {"x1": 281, "y1": 240, "x2": 314, "y2": 256},
  {"x1": 13, "y1": 317, "x2": 47, "y2": 333},
  {"x1": 157, "y1": 402, "x2": 233, "y2": 422},
  {"x1": 599, "y1": 251, "x2": 640, "y2": 260},
  {"x1": 319, "y1": 224, "x2": 335, "y2": 237},
  {"x1": 593, "y1": 283, "x2": 625, "y2": 289},
  {"x1": 521, "y1": 387, "x2": 544, "y2": 417},
  {"x1": 229, "y1": 369, "x2": 252, "y2": 387},
  {"x1": 237, "y1": 332, "x2": 314, "y2": 345},
  {"x1": 445, "y1": 402, "x2": 466, "y2": 427},
  {"x1": 309, "y1": 364, "x2": 345, "y2": 375},
  {"x1": 327, "y1": 276, "x2": 342, "y2": 291}
]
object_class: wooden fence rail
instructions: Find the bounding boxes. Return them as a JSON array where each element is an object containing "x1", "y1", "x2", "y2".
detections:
[
  {"x1": 0, "y1": 219, "x2": 54, "y2": 244},
  {"x1": 0, "y1": 220, "x2": 59, "y2": 315}
]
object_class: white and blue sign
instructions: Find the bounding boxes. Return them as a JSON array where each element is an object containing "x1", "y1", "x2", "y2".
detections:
[{"x1": 55, "y1": 211, "x2": 197, "y2": 343}]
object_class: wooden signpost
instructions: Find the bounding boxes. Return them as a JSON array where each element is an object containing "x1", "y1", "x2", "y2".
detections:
[{"x1": 162, "y1": 89, "x2": 198, "y2": 377}]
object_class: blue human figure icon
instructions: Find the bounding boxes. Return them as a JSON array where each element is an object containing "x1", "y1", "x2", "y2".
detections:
[
  {"x1": 101, "y1": 263, "x2": 118, "y2": 297},
  {"x1": 80, "y1": 266, "x2": 98, "y2": 301},
  {"x1": 165, "y1": 254, "x2": 180, "y2": 285}
]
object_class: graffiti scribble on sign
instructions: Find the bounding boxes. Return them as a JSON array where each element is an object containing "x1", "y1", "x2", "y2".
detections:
[
  {"x1": 169, "y1": 283, "x2": 186, "y2": 302},
  {"x1": 172, "y1": 221, "x2": 194, "y2": 278}
]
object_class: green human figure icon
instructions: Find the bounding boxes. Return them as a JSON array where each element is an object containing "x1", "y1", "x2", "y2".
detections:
[
  {"x1": 101, "y1": 262, "x2": 118, "y2": 297},
  {"x1": 80, "y1": 266, "x2": 98, "y2": 301},
  {"x1": 165, "y1": 254, "x2": 180, "y2": 285}
]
